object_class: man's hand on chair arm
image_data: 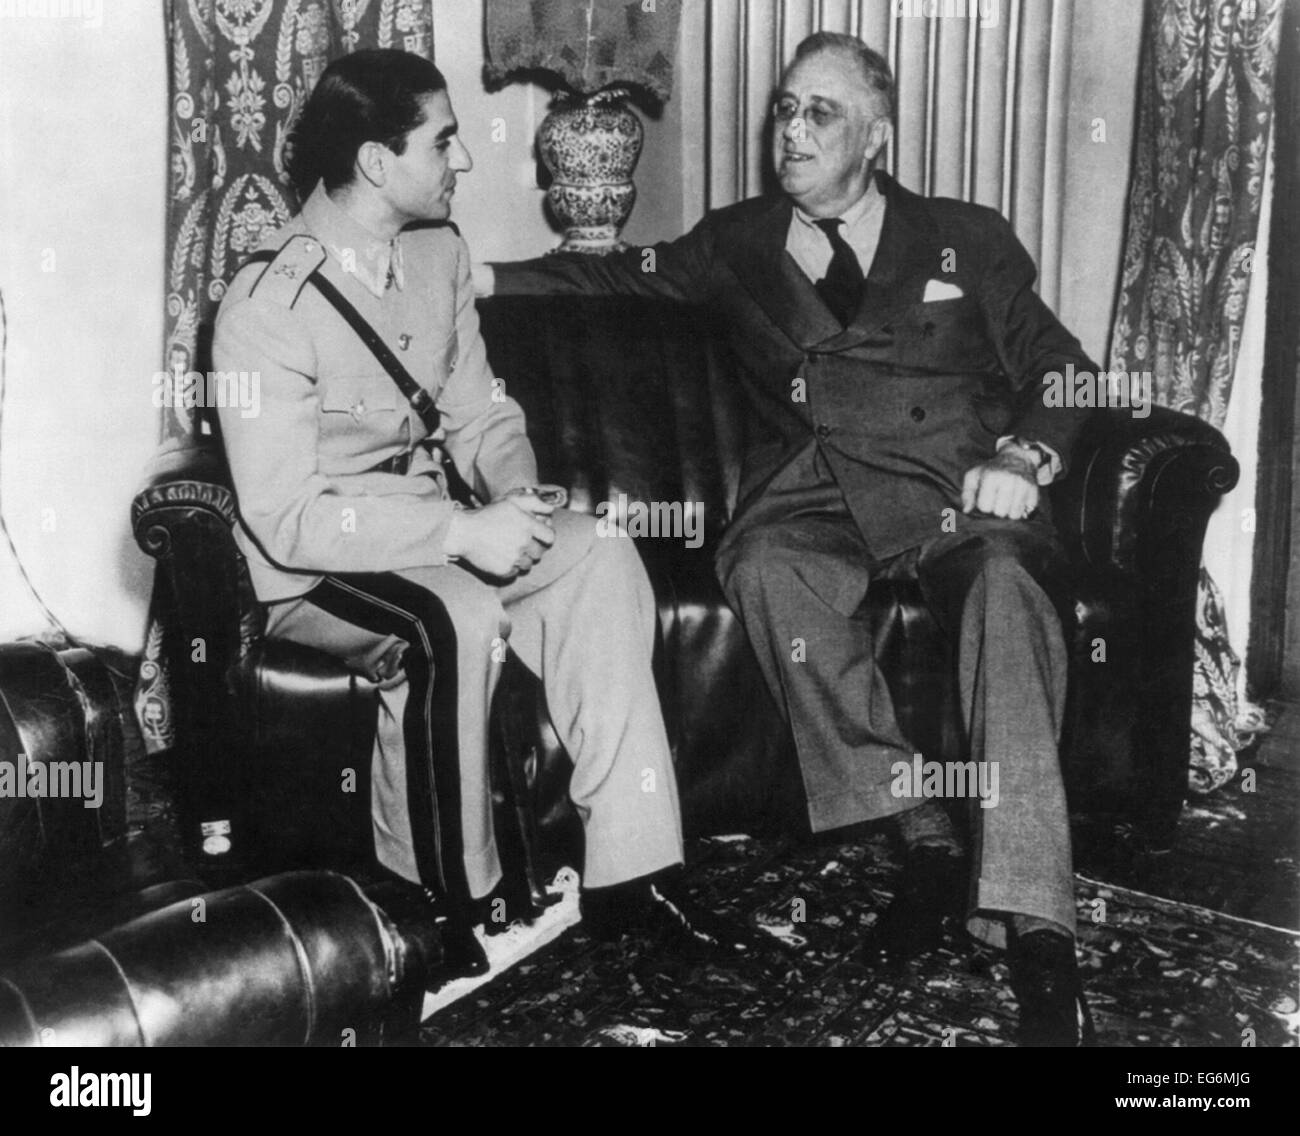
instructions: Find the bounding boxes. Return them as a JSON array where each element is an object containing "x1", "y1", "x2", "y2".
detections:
[{"x1": 961, "y1": 438, "x2": 1060, "y2": 520}]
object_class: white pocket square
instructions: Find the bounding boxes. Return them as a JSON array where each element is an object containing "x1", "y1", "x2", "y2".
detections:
[{"x1": 923, "y1": 279, "x2": 964, "y2": 302}]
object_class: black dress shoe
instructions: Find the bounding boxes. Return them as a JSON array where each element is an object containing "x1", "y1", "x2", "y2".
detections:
[
  {"x1": 1007, "y1": 929, "x2": 1096, "y2": 1047},
  {"x1": 862, "y1": 846, "x2": 966, "y2": 969},
  {"x1": 360, "y1": 869, "x2": 490, "y2": 990},
  {"x1": 582, "y1": 874, "x2": 761, "y2": 960},
  {"x1": 436, "y1": 919, "x2": 490, "y2": 981},
  {"x1": 644, "y1": 880, "x2": 763, "y2": 958}
]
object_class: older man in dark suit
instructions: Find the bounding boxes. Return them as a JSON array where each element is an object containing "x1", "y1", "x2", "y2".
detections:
[{"x1": 485, "y1": 31, "x2": 1096, "y2": 1045}]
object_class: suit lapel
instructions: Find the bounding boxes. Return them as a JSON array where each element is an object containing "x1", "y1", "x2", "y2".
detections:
[
  {"x1": 723, "y1": 174, "x2": 949, "y2": 352},
  {"x1": 724, "y1": 197, "x2": 845, "y2": 349},
  {"x1": 826, "y1": 172, "x2": 947, "y2": 349}
]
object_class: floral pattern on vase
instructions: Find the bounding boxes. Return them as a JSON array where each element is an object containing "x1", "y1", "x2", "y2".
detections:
[
  {"x1": 538, "y1": 92, "x2": 644, "y2": 254},
  {"x1": 484, "y1": 0, "x2": 682, "y2": 255}
]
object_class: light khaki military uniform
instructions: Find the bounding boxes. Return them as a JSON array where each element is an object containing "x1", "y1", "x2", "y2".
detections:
[{"x1": 214, "y1": 184, "x2": 683, "y2": 903}]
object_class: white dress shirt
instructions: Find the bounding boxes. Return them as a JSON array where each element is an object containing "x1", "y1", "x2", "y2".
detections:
[{"x1": 785, "y1": 179, "x2": 888, "y2": 283}]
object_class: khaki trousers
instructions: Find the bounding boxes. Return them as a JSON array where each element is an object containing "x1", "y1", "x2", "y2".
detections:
[{"x1": 266, "y1": 509, "x2": 684, "y2": 900}]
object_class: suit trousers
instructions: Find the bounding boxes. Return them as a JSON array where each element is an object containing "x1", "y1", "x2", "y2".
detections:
[
  {"x1": 716, "y1": 443, "x2": 1075, "y2": 945},
  {"x1": 264, "y1": 508, "x2": 685, "y2": 903}
]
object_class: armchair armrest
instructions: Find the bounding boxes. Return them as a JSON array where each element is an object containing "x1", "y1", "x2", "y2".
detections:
[
  {"x1": 131, "y1": 435, "x2": 260, "y2": 666},
  {"x1": 130, "y1": 439, "x2": 382, "y2": 879},
  {"x1": 131, "y1": 435, "x2": 236, "y2": 560},
  {"x1": 1052, "y1": 407, "x2": 1239, "y2": 847},
  {"x1": 130, "y1": 438, "x2": 266, "y2": 871},
  {"x1": 1051, "y1": 406, "x2": 1239, "y2": 585}
]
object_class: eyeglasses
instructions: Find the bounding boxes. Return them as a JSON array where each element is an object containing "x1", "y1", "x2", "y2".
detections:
[{"x1": 771, "y1": 97, "x2": 846, "y2": 130}]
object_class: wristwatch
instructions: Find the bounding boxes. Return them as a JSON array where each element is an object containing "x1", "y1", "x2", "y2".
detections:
[
  {"x1": 1007, "y1": 437, "x2": 1052, "y2": 471},
  {"x1": 999, "y1": 435, "x2": 1059, "y2": 486}
]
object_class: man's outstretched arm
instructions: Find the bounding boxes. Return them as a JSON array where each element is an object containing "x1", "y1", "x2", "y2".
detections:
[{"x1": 480, "y1": 215, "x2": 717, "y2": 304}]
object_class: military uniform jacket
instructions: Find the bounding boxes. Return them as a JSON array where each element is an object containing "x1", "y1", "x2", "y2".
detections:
[
  {"x1": 495, "y1": 170, "x2": 1097, "y2": 560},
  {"x1": 214, "y1": 184, "x2": 538, "y2": 603}
]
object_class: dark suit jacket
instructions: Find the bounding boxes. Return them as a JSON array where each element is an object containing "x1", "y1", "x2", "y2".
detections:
[{"x1": 494, "y1": 170, "x2": 1098, "y2": 559}]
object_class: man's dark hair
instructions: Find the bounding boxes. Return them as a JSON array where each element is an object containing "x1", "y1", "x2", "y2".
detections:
[
  {"x1": 286, "y1": 49, "x2": 447, "y2": 202},
  {"x1": 791, "y1": 32, "x2": 895, "y2": 122}
]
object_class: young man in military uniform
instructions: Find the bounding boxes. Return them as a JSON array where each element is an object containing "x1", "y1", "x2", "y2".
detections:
[{"x1": 214, "y1": 50, "x2": 753, "y2": 979}]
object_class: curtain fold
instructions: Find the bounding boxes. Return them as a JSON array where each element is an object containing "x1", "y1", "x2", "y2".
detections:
[
  {"x1": 135, "y1": 0, "x2": 435, "y2": 753},
  {"x1": 1109, "y1": 0, "x2": 1281, "y2": 793}
]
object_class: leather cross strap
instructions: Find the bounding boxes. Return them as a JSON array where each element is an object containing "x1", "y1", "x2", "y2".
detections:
[{"x1": 240, "y1": 248, "x2": 441, "y2": 434}]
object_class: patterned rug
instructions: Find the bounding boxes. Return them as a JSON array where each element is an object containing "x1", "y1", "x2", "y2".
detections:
[
  {"x1": 118, "y1": 704, "x2": 1298, "y2": 1048},
  {"x1": 418, "y1": 830, "x2": 1300, "y2": 1048}
]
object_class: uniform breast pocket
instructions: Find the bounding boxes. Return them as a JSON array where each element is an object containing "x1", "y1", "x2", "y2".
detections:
[{"x1": 319, "y1": 380, "x2": 403, "y2": 438}]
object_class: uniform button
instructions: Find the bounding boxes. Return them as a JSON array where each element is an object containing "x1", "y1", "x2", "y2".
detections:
[
  {"x1": 816, "y1": 424, "x2": 831, "y2": 439},
  {"x1": 910, "y1": 406, "x2": 926, "y2": 422}
]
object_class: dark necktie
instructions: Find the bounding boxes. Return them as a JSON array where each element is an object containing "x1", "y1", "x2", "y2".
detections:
[{"x1": 813, "y1": 218, "x2": 864, "y2": 326}]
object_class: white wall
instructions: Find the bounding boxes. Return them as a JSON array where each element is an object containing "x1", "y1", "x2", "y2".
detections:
[
  {"x1": 435, "y1": 0, "x2": 555, "y2": 260},
  {"x1": 0, "y1": 3, "x2": 166, "y2": 650}
]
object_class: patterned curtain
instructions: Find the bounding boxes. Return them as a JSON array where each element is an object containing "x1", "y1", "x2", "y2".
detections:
[
  {"x1": 136, "y1": 0, "x2": 435, "y2": 753},
  {"x1": 161, "y1": 0, "x2": 434, "y2": 443},
  {"x1": 1109, "y1": 0, "x2": 1280, "y2": 793}
]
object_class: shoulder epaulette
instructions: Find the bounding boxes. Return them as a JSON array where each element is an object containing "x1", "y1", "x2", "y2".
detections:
[{"x1": 246, "y1": 234, "x2": 328, "y2": 309}]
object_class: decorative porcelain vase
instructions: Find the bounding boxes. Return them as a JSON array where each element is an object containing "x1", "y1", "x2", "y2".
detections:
[{"x1": 537, "y1": 89, "x2": 644, "y2": 255}]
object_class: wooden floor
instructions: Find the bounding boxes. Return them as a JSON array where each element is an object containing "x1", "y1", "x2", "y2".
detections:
[{"x1": 420, "y1": 709, "x2": 1300, "y2": 1047}]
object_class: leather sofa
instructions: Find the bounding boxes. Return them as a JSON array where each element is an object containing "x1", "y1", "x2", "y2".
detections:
[
  {"x1": 129, "y1": 296, "x2": 1236, "y2": 901},
  {"x1": 477, "y1": 297, "x2": 1241, "y2": 866}
]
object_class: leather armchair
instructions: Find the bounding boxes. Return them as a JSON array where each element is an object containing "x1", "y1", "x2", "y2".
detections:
[
  {"x1": 0, "y1": 643, "x2": 133, "y2": 945},
  {"x1": 0, "y1": 871, "x2": 434, "y2": 1047},
  {"x1": 0, "y1": 644, "x2": 435, "y2": 1046},
  {"x1": 129, "y1": 296, "x2": 1239, "y2": 905}
]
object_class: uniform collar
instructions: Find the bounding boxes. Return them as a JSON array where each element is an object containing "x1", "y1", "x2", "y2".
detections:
[
  {"x1": 791, "y1": 176, "x2": 884, "y2": 233},
  {"x1": 300, "y1": 182, "x2": 406, "y2": 299}
]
